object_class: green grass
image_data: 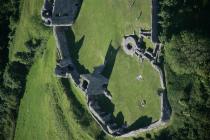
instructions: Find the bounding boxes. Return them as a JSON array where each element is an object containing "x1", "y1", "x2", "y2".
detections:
[
  {"x1": 9, "y1": 0, "x2": 50, "y2": 60},
  {"x1": 12, "y1": 0, "x2": 103, "y2": 139},
  {"x1": 14, "y1": 36, "x2": 102, "y2": 140},
  {"x1": 13, "y1": 0, "x2": 162, "y2": 139},
  {"x1": 72, "y1": 0, "x2": 151, "y2": 72},
  {"x1": 108, "y1": 50, "x2": 161, "y2": 125}
]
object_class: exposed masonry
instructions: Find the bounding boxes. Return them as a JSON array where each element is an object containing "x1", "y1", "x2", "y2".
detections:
[
  {"x1": 41, "y1": 0, "x2": 171, "y2": 137},
  {"x1": 41, "y1": 0, "x2": 81, "y2": 26}
]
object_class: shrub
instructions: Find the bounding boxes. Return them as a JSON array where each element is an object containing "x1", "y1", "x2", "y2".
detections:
[
  {"x1": 24, "y1": 38, "x2": 41, "y2": 51},
  {"x1": 15, "y1": 51, "x2": 34, "y2": 65},
  {"x1": 3, "y1": 61, "x2": 27, "y2": 90}
]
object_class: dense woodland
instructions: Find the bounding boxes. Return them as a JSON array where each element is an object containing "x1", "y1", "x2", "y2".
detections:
[
  {"x1": 0, "y1": 0, "x2": 210, "y2": 139},
  {"x1": 157, "y1": 0, "x2": 210, "y2": 139},
  {"x1": 0, "y1": 0, "x2": 21, "y2": 139},
  {"x1": 0, "y1": 0, "x2": 39, "y2": 139}
]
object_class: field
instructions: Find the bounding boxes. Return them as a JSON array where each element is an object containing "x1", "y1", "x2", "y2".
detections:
[{"x1": 13, "y1": 0, "x2": 161, "y2": 139}]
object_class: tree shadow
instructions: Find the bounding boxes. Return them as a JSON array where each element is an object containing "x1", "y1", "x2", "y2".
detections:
[
  {"x1": 133, "y1": 137, "x2": 144, "y2": 140},
  {"x1": 102, "y1": 42, "x2": 119, "y2": 79},
  {"x1": 126, "y1": 116, "x2": 152, "y2": 131},
  {"x1": 154, "y1": 129, "x2": 172, "y2": 140},
  {"x1": 95, "y1": 131, "x2": 106, "y2": 140},
  {"x1": 65, "y1": 28, "x2": 89, "y2": 74}
]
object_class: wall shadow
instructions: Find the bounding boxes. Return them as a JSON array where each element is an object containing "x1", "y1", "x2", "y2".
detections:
[
  {"x1": 96, "y1": 95, "x2": 127, "y2": 127},
  {"x1": 157, "y1": 64, "x2": 172, "y2": 121},
  {"x1": 115, "y1": 111, "x2": 125, "y2": 126},
  {"x1": 102, "y1": 42, "x2": 119, "y2": 79},
  {"x1": 65, "y1": 28, "x2": 89, "y2": 74},
  {"x1": 96, "y1": 94, "x2": 115, "y2": 113},
  {"x1": 74, "y1": 0, "x2": 84, "y2": 21},
  {"x1": 126, "y1": 116, "x2": 152, "y2": 131},
  {"x1": 61, "y1": 78, "x2": 91, "y2": 127},
  {"x1": 162, "y1": 92, "x2": 171, "y2": 122}
]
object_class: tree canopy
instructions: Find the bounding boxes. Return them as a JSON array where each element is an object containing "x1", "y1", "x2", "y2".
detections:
[{"x1": 165, "y1": 31, "x2": 210, "y2": 77}]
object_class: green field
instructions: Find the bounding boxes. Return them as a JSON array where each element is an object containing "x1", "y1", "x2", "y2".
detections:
[
  {"x1": 14, "y1": 36, "x2": 102, "y2": 140},
  {"x1": 12, "y1": 0, "x2": 104, "y2": 139},
  {"x1": 13, "y1": 0, "x2": 161, "y2": 139}
]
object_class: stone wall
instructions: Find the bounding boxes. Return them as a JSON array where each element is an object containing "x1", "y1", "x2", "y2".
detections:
[
  {"x1": 52, "y1": 27, "x2": 170, "y2": 138},
  {"x1": 150, "y1": 62, "x2": 165, "y2": 89},
  {"x1": 41, "y1": 0, "x2": 81, "y2": 26}
]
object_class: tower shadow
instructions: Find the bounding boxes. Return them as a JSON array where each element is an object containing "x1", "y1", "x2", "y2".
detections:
[
  {"x1": 126, "y1": 116, "x2": 152, "y2": 132},
  {"x1": 102, "y1": 42, "x2": 120, "y2": 79},
  {"x1": 65, "y1": 28, "x2": 89, "y2": 74},
  {"x1": 96, "y1": 94, "x2": 126, "y2": 127},
  {"x1": 74, "y1": 0, "x2": 84, "y2": 21}
]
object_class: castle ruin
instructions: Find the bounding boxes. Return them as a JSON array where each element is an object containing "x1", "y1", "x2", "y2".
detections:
[{"x1": 41, "y1": 0, "x2": 171, "y2": 137}]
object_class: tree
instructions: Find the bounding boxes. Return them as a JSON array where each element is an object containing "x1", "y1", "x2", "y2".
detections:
[
  {"x1": 3, "y1": 62, "x2": 27, "y2": 90},
  {"x1": 165, "y1": 31, "x2": 210, "y2": 77},
  {"x1": 15, "y1": 51, "x2": 34, "y2": 65}
]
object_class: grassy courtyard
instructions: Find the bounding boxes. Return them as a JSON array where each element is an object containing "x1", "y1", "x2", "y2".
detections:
[
  {"x1": 71, "y1": 0, "x2": 161, "y2": 128},
  {"x1": 72, "y1": 0, "x2": 151, "y2": 72},
  {"x1": 108, "y1": 51, "x2": 161, "y2": 126}
]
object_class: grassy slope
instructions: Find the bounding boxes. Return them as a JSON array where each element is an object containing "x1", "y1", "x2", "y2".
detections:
[
  {"x1": 15, "y1": 37, "x2": 98, "y2": 140},
  {"x1": 109, "y1": 51, "x2": 161, "y2": 125},
  {"x1": 12, "y1": 0, "x2": 101, "y2": 139},
  {"x1": 9, "y1": 0, "x2": 48, "y2": 60}
]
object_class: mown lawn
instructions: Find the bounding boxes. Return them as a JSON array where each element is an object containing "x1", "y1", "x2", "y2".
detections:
[
  {"x1": 108, "y1": 50, "x2": 161, "y2": 126},
  {"x1": 72, "y1": 0, "x2": 151, "y2": 72}
]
